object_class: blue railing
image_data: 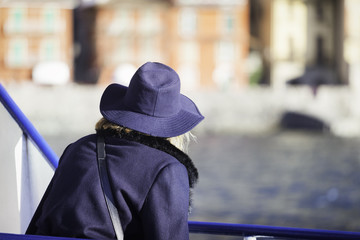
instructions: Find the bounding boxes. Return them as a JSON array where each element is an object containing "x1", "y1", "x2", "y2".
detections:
[
  {"x1": 1, "y1": 83, "x2": 360, "y2": 239},
  {"x1": 0, "y1": 84, "x2": 58, "y2": 169},
  {"x1": 189, "y1": 221, "x2": 360, "y2": 239}
]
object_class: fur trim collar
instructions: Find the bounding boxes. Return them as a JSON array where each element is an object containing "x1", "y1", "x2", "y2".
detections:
[{"x1": 96, "y1": 129, "x2": 199, "y2": 189}]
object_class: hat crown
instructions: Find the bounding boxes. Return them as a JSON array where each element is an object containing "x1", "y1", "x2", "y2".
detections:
[{"x1": 124, "y1": 62, "x2": 181, "y2": 117}]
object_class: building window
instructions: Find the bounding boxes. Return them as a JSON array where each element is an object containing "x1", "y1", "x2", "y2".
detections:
[
  {"x1": 213, "y1": 63, "x2": 236, "y2": 90},
  {"x1": 138, "y1": 9, "x2": 162, "y2": 35},
  {"x1": 139, "y1": 38, "x2": 163, "y2": 63},
  {"x1": 39, "y1": 38, "x2": 61, "y2": 61},
  {"x1": 216, "y1": 40, "x2": 236, "y2": 62},
  {"x1": 4, "y1": 8, "x2": 26, "y2": 34},
  {"x1": 177, "y1": 41, "x2": 200, "y2": 90},
  {"x1": 108, "y1": 10, "x2": 134, "y2": 36},
  {"x1": 272, "y1": 0, "x2": 307, "y2": 61},
  {"x1": 42, "y1": 8, "x2": 61, "y2": 33},
  {"x1": 219, "y1": 9, "x2": 236, "y2": 35},
  {"x1": 178, "y1": 41, "x2": 199, "y2": 63},
  {"x1": 113, "y1": 38, "x2": 134, "y2": 63},
  {"x1": 177, "y1": 64, "x2": 200, "y2": 91},
  {"x1": 179, "y1": 8, "x2": 197, "y2": 37},
  {"x1": 6, "y1": 38, "x2": 29, "y2": 67},
  {"x1": 214, "y1": 41, "x2": 237, "y2": 89}
]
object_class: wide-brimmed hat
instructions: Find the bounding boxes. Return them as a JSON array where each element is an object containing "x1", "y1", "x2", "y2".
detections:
[{"x1": 100, "y1": 62, "x2": 204, "y2": 138}]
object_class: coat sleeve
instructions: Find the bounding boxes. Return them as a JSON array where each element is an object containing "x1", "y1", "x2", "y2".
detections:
[{"x1": 140, "y1": 162, "x2": 190, "y2": 240}]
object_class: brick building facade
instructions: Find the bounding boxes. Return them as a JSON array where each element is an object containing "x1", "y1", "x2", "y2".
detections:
[{"x1": 0, "y1": 3, "x2": 73, "y2": 83}]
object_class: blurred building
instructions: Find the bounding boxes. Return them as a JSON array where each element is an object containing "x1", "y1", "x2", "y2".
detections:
[
  {"x1": 251, "y1": 0, "x2": 348, "y2": 90},
  {"x1": 344, "y1": 0, "x2": 360, "y2": 92},
  {"x1": 88, "y1": 0, "x2": 170, "y2": 85},
  {"x1": 2, "y1": 0, "x2": 360, "y2": 93},
  {"x1": 75, "y1": 0, "x2": 249, "y2": 91},
  {"x1": 169, "y1": 0, "x2": 249, "y2": 90},
  {"x1": 0, "y1": 1, "x2": 74, "y2": 84}
]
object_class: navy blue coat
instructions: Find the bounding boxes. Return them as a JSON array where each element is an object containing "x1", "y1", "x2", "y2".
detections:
[{"x1": 26, "y1": 132, "x2": 198, "y2": 240}]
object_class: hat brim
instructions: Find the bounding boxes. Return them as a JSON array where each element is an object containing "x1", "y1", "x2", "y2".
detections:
[{"x1": 100, "y1": 84, "x2": 204, "y2": 138}]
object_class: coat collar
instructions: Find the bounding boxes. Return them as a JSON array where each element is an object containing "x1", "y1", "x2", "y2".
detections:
[{"x1": 96, "y1": 128, "x2": 199, "y2": 189}]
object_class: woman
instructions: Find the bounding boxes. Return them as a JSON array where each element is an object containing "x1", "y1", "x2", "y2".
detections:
[{"x1": 26, "y1": 62, "x2": 204, "y2": 240}]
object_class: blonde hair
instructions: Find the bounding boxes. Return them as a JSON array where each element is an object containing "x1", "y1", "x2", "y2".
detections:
[{"x1": 95, "y1": 118, "x2": 195, "y2": 153}]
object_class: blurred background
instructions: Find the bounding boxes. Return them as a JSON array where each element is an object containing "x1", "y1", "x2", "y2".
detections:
[{"x1": 1, "y1": 0, "x2": 360, "y2": 238}]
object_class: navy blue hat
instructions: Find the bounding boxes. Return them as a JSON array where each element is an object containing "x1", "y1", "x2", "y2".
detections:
[{"x1": 100, "y1": 62, "x2": 204, "y2": 138}]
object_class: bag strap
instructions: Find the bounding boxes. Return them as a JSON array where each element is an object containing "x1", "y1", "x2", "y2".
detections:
[{"x1": 97, "y1": 135, "x2": 124, "y2": 240}]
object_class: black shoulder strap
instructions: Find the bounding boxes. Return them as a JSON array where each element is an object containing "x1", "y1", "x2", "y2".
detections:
[{"x1": 96, "y1": 135, "x2": 124, "y2": 240}]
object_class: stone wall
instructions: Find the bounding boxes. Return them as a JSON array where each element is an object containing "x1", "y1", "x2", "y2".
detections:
[{"x1": 4, "y1": 83, "x2": 360, "y2": 138}]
